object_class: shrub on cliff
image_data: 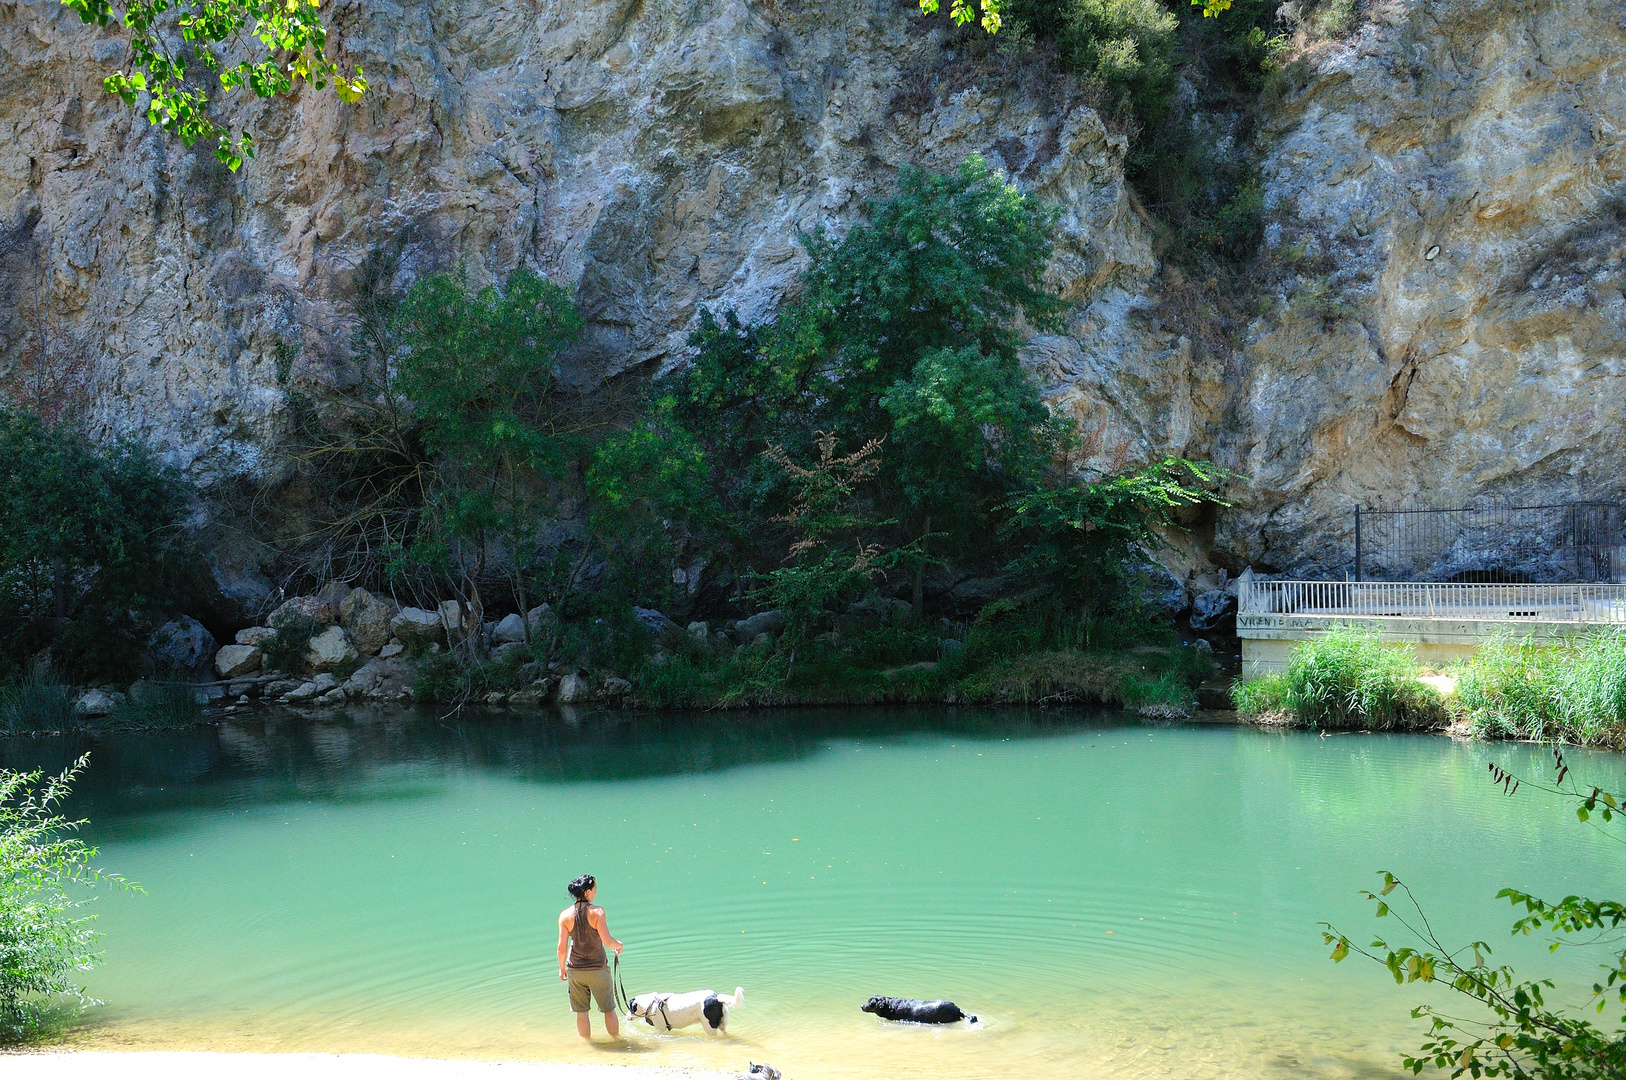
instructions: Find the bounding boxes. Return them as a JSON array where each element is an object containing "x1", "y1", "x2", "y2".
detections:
[
  {"x1": 1000, "y1": 0, "x2": 1293, "y2": 270},
  {"x1": 0, "y1": 406, "x2": 197, "y2": 682}
]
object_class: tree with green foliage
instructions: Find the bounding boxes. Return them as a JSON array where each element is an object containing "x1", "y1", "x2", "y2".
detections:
[
  {"x1": 0, "y1": 755, "x2": 131, "y2": 1042},
  {"x1": 667, "y1": 155, "x2": 1066, "y2": 601},
  {"x1": 582, "y1": 411, "x2": 718, "y2": 618},
  {"x1": 757, "y1": 432, "x2": 896, "y2": 649},
  {"x1": 62, "y1": 0, "x2": 366, "y2": 170},
  {"x1": 1324, "y1": 749, "x2": 1626, "y2": 1078},
  {"x1": 1000, "y1": 457, "x2": 1232, "y2": 619},
  {"x1": 387, "y1": 267, "x2": 583, "y2": 629},
  {"x1": 0, "y1": 407, "x2": 197, "y2": 681},
  {"x1": 277, "y1": 261, "x2": 585, "y2": 627}
]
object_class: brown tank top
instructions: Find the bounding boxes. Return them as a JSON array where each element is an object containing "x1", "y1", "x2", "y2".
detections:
[{"x1": 566, "y1": 900, "x2": 607, "y2": 970}]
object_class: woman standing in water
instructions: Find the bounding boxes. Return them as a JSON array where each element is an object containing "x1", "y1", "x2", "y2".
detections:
[{"x1": 557, "y1": 874, "x2": 625, "y2": 1038}]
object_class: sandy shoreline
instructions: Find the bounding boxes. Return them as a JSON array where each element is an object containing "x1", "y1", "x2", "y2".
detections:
[{"x1": 1, "y1": 1051, "x2": 738, "y2": 1080}]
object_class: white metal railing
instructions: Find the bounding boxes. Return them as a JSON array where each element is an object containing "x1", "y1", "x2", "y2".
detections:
[{"x1": 1236, "y1": 572, "x2": 1626, "y2": 624}]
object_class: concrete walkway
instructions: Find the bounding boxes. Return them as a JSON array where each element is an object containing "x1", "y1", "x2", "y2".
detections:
[{"x1": 2, "y1": 1052, "x2": 736, "y2": 1080}]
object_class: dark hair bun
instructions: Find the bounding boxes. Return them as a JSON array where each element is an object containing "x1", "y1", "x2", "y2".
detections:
[{"x1": 567, "y1": 874, "x2": 596, "y2": 900}]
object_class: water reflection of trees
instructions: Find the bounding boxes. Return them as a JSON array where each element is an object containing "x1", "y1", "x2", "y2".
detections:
[{"x1": 0, "y1": 705, "x2": 1131, "y2": 820}]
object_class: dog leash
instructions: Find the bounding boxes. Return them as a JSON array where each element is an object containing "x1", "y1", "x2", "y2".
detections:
[{"x1": 613, "y1": 953, "x2": 632, "y2": 1016}]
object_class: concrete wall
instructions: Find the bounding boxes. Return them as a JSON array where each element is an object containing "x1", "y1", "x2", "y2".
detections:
[{"x1": 1238, "y1": 614, "x2": 1598, "y2": 675}]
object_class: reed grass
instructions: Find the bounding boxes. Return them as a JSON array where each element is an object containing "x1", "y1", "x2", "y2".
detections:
[
  {"x1": 1232, "y1": 627, "x2": 1446, "y2": 731},
  {"x1": 0, "y1": 678, "x2": 80, "y2": 735},
  {"x1": 1458, "y1": 630, "x2": 1626, "y2": 745},
  {"x1": 107, "y1": 682, "x2": 204, "y2": 730}
]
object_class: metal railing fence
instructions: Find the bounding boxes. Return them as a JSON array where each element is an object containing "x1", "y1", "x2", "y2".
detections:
[
  {"x1": 1238, "y1": 576, "x2": 1626, "y2": 624},
  {"x1": 1352, "y1": 502, "x2": 1625, "y2": 583}
]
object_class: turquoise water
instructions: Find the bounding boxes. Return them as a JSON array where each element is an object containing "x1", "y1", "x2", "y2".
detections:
[{"x1": 6, "y1": 708, "x2": 1624, "y2": 1079}]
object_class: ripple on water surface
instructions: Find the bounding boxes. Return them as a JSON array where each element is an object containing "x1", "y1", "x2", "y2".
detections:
[{"x1": 6, "y1": 708, "x2": 1620, "y2": 1080}]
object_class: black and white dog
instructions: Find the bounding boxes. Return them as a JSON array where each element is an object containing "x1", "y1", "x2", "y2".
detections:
[
  {"x1": 627, "y1": 986, "x2": 744, "y2": 1034},
  {"x1": 861, "y1": 995, "x2": 979, "y2": 1025}
]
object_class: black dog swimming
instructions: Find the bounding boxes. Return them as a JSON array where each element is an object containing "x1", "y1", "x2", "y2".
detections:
[{"x1": 861, "y1": 995, "x2": 979, "y2": 1025}]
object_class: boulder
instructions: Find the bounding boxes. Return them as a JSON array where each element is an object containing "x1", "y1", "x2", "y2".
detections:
[
  {"x1": 735, "y1": 610, "x2": 785, "y2": 640},
  {"x1": 1189, "y1": 589, "x2": 1238, "y2": 632},
  {"x1": 126, "y1": 680, "x2": 165, "y2": 705},
  {"x1": 194, "y1": 684, "x2": 227, "y2": 704},
  {"x1": 838, "y1": 596, "x2": 911, "y2": 633},
  {"x1": 602, "y1": 676, "x2": 632, "y2": 697},
  {"x1": 285, "y1": 682, "x2": 320, "y2": 702},
  {"x1": 391, "y1": 607, "x2": 445, "y2": 645},
  {"x1": 492, "y1": 612, "x2": 527, "y2": 644},
  {"x1": 526, "y1": 604, "x2": 554, "y2": 635},
  {"x1": 149, "y1": 616, "x2": 218, "y2": 674},
  {"x1": 687, "y1": 621, "x2": 709, "y2": 640},
  {"x1": 1135, "y1": 562, "x2": 1189, "y2": 617},
  {"x1": 634, "y1": 607, "x2": 683, "y2": 637},
  {"x1": 339, "y1": 588, "x2": 398, "y2": 656},
  {"x1": 285, "y1": 672, "x2": 340, "y2": 702},
  {"x1": 378, "y1": 641, "x2": 405, "y2": 659},
  {"x1": 556, "y1": 672, "x2": 591, "y2": 704},
  {"x1": 267, "y1": 595, "x2": 334, "y2": 630},
  {"x1": 304, "y1": 626, "x2": 358, "y2": 673},
  {"x1": 508, "y1": 687, "x2": 547, "y2": 707},
  {"x1": 74, "y1": 688, "x2": 124, "y2": 717},
  {"x1": 213, "y1": 644, "x2": 263, "y2": 679},
  {"x1": 316, "y1": 687, "x2": 347, "y2": 706},
  {"x1": 342, "y1": 667, "x2": 384, "y2": 698},
  {"x1": 440, "y1": 600, "x2": 477, "y2": 640},
  {"x1": 492, "y1": 641, "x2": 529, "y2": 664},
  {"x1": 483, "y1": 691, "x2": 509, "y2": 706},
  {"x1": 236, "y1": 626, "x2": 277, "y2": 647}
]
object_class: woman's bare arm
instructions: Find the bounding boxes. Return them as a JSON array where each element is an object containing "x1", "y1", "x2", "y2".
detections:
[
  {"x1": 557, "y1": 912, "x2": 571, "y2": 979},
  {"x1": 593, "y1": 908, "x2": 624, "y2": 954}
]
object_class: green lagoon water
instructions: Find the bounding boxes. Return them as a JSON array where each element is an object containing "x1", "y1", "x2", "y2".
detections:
[{"x1": 6, "y1": 708, "x2": 1625, "y2": 1079}]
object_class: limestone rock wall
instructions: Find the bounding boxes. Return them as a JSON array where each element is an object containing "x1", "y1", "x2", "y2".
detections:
[
  {"x1": 1226, "y1": 0, "x2": 1626, "y2": 575},
  {"x1": 0, "y1": 0, "x2": 1623, "y2": 586}
]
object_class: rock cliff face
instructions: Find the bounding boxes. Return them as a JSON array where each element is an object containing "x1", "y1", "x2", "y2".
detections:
[{"x1": 0, "y1": 0, "x2": 1622, "y2": 587}]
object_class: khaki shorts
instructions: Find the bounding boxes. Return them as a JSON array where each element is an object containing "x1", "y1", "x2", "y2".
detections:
[{"x1": 567, "y1": 966, "x2": 615, "y2": 1013}]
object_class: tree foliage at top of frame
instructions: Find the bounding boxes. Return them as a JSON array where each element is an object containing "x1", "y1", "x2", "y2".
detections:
[{"x1": 63, "y1": 0, "x2": 367, "y2": 170}]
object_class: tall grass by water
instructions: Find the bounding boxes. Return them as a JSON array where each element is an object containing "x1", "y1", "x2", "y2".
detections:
[
  {"x1": 628, "y1": 608, "x2": 1213, "y2": 715},
  {"x1": 1457, "y1": 630, "x2": 1626, "y2": 745},
  {"x1": 0, "y1": 678, "x2": 203, "y2": 736},
  {"x1": 1232, "y1": 627, "x2": 1447, "y2": 731},
  {"x1": 0, "y1": 678, "x2": 79, "y2": 735},
  {"x1": 1236, "y1": 627, "x2": 1626, "y2": 746}
]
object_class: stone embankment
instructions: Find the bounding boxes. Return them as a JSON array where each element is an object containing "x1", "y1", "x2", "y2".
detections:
[{"x1": 62, "y1": 591, "x2": 797, "y2": 719}]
